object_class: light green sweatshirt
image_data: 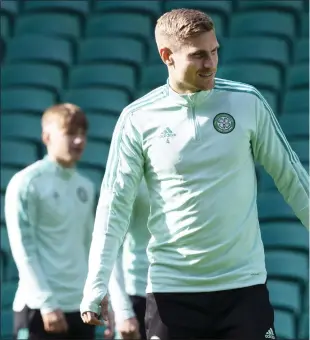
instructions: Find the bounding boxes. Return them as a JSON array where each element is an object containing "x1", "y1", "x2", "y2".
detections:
[
  {"x1": 81, "y1": 79, "x2": 309, "y2": 316},
  {"x1": 5, "y1": 156, "x2": 95, "y2": 314}
]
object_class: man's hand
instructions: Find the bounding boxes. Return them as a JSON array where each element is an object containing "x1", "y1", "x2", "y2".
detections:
[
  {"x1": 82, "y1": 295, "x2": 109, "y2": 326},
  {"x1": 42, "y1": 309, "x2": 68, "y2": 333},
  {"x1": 118, "y1": 317, "x2": 141, "y2": 340}
]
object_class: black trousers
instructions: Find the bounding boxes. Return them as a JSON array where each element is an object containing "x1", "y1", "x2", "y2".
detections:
[
  {"x1": 129, "y1": 295, "x2": 147, "y2": 340},
  {"x1": 145, "y1": 283, "x2": 277, "y2": 340},
  {"x1": 14, "y1": 306, "x2": 95, "y2": 340}
]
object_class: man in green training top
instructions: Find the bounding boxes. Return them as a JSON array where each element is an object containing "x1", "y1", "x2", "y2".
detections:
[
  {"x1": 5, "y1": 104, "x2": 114, "y2": 340},
  {"x1": 81, "y1": 8, "x2": 309, "y2": 340}
]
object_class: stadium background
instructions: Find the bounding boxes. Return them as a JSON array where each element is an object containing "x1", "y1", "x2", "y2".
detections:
[{"x1": 0, "y1": 0, "x2": 309, "y2": 339}]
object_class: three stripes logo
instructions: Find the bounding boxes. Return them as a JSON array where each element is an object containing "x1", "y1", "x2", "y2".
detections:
[
  {"x1": 160, "y1": 127, "x2": 176, "y2": 143},
  {"x1": 265, "y1": 328, "x2": 275, "y2": 339}
]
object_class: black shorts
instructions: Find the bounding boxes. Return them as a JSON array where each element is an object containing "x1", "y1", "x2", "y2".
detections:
[
  {"x1": 14, "y1": 306, "x2": 95, "y2": 340},
  {"x1": 145, "y1": 283, "x2": 277, "y2": 340},
  {"x1": 129, "y1": 295, "x2": 147, "y2": 340}
]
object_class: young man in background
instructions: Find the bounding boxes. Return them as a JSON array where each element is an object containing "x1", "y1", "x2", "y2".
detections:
[{"x1": 5, "y1": 103, "x2": 113, "y2": 339}]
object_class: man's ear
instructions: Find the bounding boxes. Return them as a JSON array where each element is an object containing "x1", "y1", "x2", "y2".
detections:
[
  {"x1": 41, "y1": 130, "x2": 49, "y2": 146},
  {"x1": 159, "y1": 47, "x2": 174, "y2": 66}
]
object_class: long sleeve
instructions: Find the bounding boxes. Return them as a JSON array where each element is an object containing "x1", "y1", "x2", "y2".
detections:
[
  {"x1": 251, "y1": 93, "x2": 309, "y2": 229},
  {"x1": 5, "y1": 175, "x2": 59, "y2": 313},
  {"x1": 108, "y1": 245, "x2": 135, "y2": 325},
  {"x1": 81, "y1": 112, "x2": 144, "y2": 315},
  {"x1": 84, "y1": 186, "x2": 96, "y2": 257}
]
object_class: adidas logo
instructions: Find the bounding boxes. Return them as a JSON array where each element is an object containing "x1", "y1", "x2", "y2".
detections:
[
  {"x1": 265, "y1": 328, "x2": 275, "y2": 339},
  {"x1": 160, "y1": 127, "x2": 176, "y2": 143}
]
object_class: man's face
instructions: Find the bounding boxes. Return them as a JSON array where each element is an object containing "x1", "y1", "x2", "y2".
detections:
[
  {"x1": 168, "y1": 30, "x2": 219, "y2": 92},
  {"x1": 44, "y1": 121, "x2": 87, "y2": 167}
]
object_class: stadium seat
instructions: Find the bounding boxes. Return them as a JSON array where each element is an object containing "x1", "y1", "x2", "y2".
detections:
[
  {"x1": 0, "y1": 194, "x2": 4, "y2": 225},
  {"x1": 1, "y1": 13, "x2": 10, "y2": 38},
  {"x1": 69, "y1": 64, "x2": 136, "y2": 99},
  {"x1": 0, "y1": 0, "x2": 19, "y2": 16},
  {"x1": 140, "y1": 63, "x2": 167, "y2": 90},
  {"x1": 283, "y1": 89, "x2": 309, "y2": 113},
  {"x1": 222, "y1": 37, "x2": 289, "y2": 72},
  {"x1": 267, "y1": 279, "x2": 301, "y2": 315},
  {"x1": 15, "y1": 13, "x2": 81, "y2": 41},
  {"x1": 147, "y1": 39, "x2": 164, "y2": 63},
  {"x1": 0, "y1": 227, "x2": 10, "y2": 255},
  {"x1": 93, "y1": 0, "x2": 162, "y2": 20},
  {"x1": 86, "y1": 13, "x2": 154, "y2": 42},
  {"x1": 0, "y1": 37, "x2": 5, "y2": 63},
  {"x1": 279, "y1": 115, "x2": 309, "y2": 140},
  {"x1": 1, "y1": 114, "x2": 42, "y2": 143},
  {"x1": 62, "y1": 88, "x2": 129, "y2": 116},
  {"x1": 1, "y1": 140, "x2": 38, "y2": 168},
  {"x1": 302, "y1": 13, "x2": 309, "y2": 37},
  {"x1": 260, "y1": 89, "x2": 278, "y2": 113},
  {"x1": 260, "y1": 222, "x2": 309, "y2": 254},
  {"x1": 87, "y1": 113, "x2": 118, "y2": 142},
  {"x1": 274, "y1": 309, "x2": 296, "y2": 339},
  {"x1": 257, "y1": 192, "x2": 296, "y2": 222},
  {"x1": 80, "y1": 141, "x2": 110, "y2": 171},
  {"x1": 1, "y1": 281, "x2": 17, "y2": 309},
  {"x1": 290, "y1": 140, "x2": 309, "y2": 164},
  {"x1": 299, "y1": 312, "x2": 309, "y2": 339},
  {"x1": 0, "y1": 168, "x2": 16, "y2": 194},
  {"x1": 78, "y1": 37, "x2": 145, "y2": 70},
  {"x1": 256, "y1": 167, "x2": 277, "y2": 192},
  {"x1": 5, "y1": 35, "x2": 73, "y2": 71},
  {"x1": 286, "y1": 64, "x2": 309, "y2": 89},
  {"x1": 78, "y1": 167, "x2": 103, "y2": 194},
  {"x1": 265, "y1": 250, "x2": 309, "y2": 287},
  {"x1": 21, "y1": 0, "x2": 89, "y2": 25},
  {"x1": 217, "y1": 64, "x2": 281, "y2": 93},
  {"x1": 1, "y1": 88, "x2": 55, "y2": 115},
  {"x1": 230, "y1": 12, "x2": 296, "y2": 42},
  {"x1": 1, "y1": 64, "x2": 63, "y2": 96},
  {"x1": 1, "y1": 309, "x2": 13, "y2": 338},
  {"x1": 295, "y1": 38, "x2": 309, "y2": 63}
]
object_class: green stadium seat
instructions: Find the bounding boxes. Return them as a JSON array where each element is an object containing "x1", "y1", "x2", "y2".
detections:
[
  {"x1": 283, "y1": 89, "x2": 309, "y2": 113},
  {"x1": 1, "y1": 140, "x2": 38, "y2": 168},
  {"x1": 260, "y1": 89, "x2": 278, "y2": 113},
  {"x1": 62, "y1": 88, "x2": 129, "y2": 116},
  {"x1": 78, "y1": 167, "x2": 103, "y2": 194},
  {"x1": 1, "y1": 114, "x2": 42, "y2": 143},
  {"x1": 1, "y1": 64, "x2": 63, "y2": 96},
  {"x1": 5, "y1": 35, "x2": 73, "y2": 71},
  {"x1": 80, "y1": 141, "x2": 110, "y2": 171},
  {"x1": 295, "y1": 38, "x2": 309, "y2": 63},
  {"x1": 217, "y1": 64, "x2": 281, "y2": 93},
  {"x1": 15, "y1": 13, "x2": 81, "y2": 41},
  {"x1": 222, "y1": 37, "x2": 289, "y2": 71},
  {"x1": 257, "y1": 192, "x2": 296, "y2": 222},
  {"x1": 299, "y1": 312, "x2": 309, "y2": 339},
  {"x1": 274, "y1": 309, "x2": 296, "y2": 339},
  {"x1": 256, "y1": 166, "x2": 277, "y2": 192},
  {"x1": 69, "y1": 64, "x2": 136, "y2": 99},
  {"x1": 1, "y1": 309, "x2": 13, "y2": 338},
  {"x1": 147, "y1": 39, "x2": 163, "y2": 63},
  {"x1": 0, "y1": 37, "x2": 5, "y2": 63},
  {"x1": 286, "y1": 64, "x2": 309, "y2": 89},
  {"x1": 0, "y1": 227, "x2": 10, "y2": 254},
  {"x1": 0, "y1": 0, "x2": 18, "y2": 16},
  {"x1": 78, "y1": 37, "x2": 145, "y2": 69},
  {"x1": 267, "y1": 279, "x2": 302, "y2": 315},
  {"x1": 21, "y1": 0, "x2": 89, "y2": 25},
  {"x1": 0, "y1": 168, "x2": 16, "y2": 193},
  {"x1": 302, "y1": 13, "x2": 309, "y2": 37},
  {"x1": 1, "y1": 13, "x2": 10, "y2": 38},
  {"x1": 93, "y1": 1, "x2": 161, "y2": 20},
  {"x1": 140, "y1": 63, "x2": 167, "y2": 91},
  {"x1": 86, "y1": 13, "x2": 153, "y2": 42},
  {"x1": 230, "y1": 12, "x2": 296, "y2": 42},
  {"x1": 0, "y1": 194, "x2": 4, "y2": 225},
  {"x1": 1, "y1": 88, "x2": 55, "y2": 114},
  {"x1": 87, "y1": 113, "x2": 118, "y2": 142},
  {"x1": 1, "y1": 281, "x2": 17, "y2": 309},
  {"x1": 260, "y1": 222, "x2": 309, "y2": 254},
  {"x1": 279, "y1": 115, "x2": 309, "y2": 140},
  {"x1": 265, "y1": 250, "x2": 309, "y2": 287},
  {"x1": 290, "y1": 140, "x2": 309, "y2": 164}
]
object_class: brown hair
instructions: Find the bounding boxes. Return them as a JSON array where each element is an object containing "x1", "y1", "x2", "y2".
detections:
[
  {"x1": 42, "y1": 103, "x2": 88, "y2": 132},
  {"x1": 155, "y1": 8, "x2": 214, "y2": 47}
]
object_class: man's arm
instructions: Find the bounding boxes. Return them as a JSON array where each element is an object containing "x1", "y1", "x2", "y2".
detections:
[
  {"x1": 84, "y1": 184, "x2": 96, "y2": 256},
  {"x1": 80, "y1": 111, "x2": 144, "y2": 316},
  {"x1": 5, "y1": 175, "x2": 59, "y2": 313},
  {"x1": 108, "y1": 245, "x2": 135, "y2": 324},
  {"x1": 251, "y1": 92, "x2": 309, "y2": 229}
]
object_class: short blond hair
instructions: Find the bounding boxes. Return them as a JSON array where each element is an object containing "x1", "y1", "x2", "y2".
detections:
[
  {"x1": 155, "y1": 8, "x2": 214, "y2": 48},
  {"x1": 42, "y1": 103, "x2": 88, "y2": 131}
]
